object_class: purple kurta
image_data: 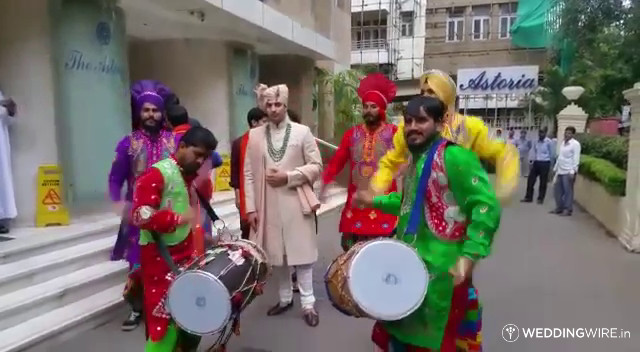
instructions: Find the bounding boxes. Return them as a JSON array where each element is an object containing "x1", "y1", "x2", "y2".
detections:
[{"x1": 108, "y1": 129, "x2": 176, "y2": 267}]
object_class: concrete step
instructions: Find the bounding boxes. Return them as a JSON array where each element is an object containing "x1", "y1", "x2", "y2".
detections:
[
  {"x1": 0, "y1": 261, "x2": 127, "y2": 331},
  {"x1": 0, "y1": 192, "x2": 236, "y2": 266},
  {"x1": 0, "y1": 284, "x2": 125, "y2": 352},
  {"x1": 0, "y1": 216, "x2": 120, "y2": 265},
  {"x1": 0, "y1": 236, "x2": 115, "y2": 295},
  {"x1": 0, "y1": 187, "x2": 347, "y2": 352}
]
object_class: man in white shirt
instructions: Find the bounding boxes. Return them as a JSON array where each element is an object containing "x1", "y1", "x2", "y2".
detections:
[
  {"x1": 551, "y1": 126, "x2": 581, "y2": 216},
  {"x1": 0, "y1": 90, "x2": 17, "y2": 234}
]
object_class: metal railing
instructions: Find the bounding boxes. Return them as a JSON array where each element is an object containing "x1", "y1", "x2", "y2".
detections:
[{"x1": 351, "y1": 39, "x2": 388, "y2": 50}]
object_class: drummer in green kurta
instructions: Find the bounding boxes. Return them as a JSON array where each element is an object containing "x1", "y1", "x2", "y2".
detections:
[{"x1": 355, "y1": 95, "x2": 501, "y2": 352}]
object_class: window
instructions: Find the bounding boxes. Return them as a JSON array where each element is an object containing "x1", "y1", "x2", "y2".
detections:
[
  {"x1": 446, "y1": 18, "x2": 464, "y2": 42},
  {"x1": 401, "y1": 11, "x2": 414, "y2": 37},
  {"x1": 499, "y1": 3, "x2": 518, "y2": 39},
  {"x1": 499, "y1": 16, "x2": 516, "y2": 38},
  {"x1": 472, "y1": 16, "x2": 490, "y2": 40},
  {"x1": 446, "y1": 7, "x2": 465, "y2": 42}
]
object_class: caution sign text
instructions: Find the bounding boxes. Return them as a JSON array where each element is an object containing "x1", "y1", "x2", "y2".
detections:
[
  {"x1": 214, "y1": 154, "x2": 232, "y2": 192},
  {"x1": 36, "y1": 165, "x2": 70, "y2": 227}
]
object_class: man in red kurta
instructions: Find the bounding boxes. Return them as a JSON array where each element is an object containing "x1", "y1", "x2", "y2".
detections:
[
  {"x1": 131, "y1": 127, "x2": 218, "y2": 351},
  {"x1": 230, "y1": 107, "x2": 267, "y2": 239},
  {"x1": 321, "y1": 73, "x2": 399, "y2": 251}
]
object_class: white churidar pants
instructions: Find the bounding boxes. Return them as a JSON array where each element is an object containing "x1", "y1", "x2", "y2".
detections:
[{"x1": 273, "y1": 264, "x2": 315, "y2": 309}]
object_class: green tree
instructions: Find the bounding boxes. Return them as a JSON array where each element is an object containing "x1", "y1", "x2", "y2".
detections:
[
  {"x1": 554, "y1": 0, "x2": 633, "y2": 117},
  {"x1": 532, "y1": 66, "x2": 568, "y2": 133}
]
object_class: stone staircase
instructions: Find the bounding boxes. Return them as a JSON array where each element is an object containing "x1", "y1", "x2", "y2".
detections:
[{"x1": 0, "y1": 187, "x2": 346, "y2": 352}]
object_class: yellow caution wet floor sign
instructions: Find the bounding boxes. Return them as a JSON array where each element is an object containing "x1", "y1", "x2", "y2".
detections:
[
  {"x1": 215, "y1": 154, "x2": 231, "y2": 191},
  {"x1": 36, "y1": 165, "x2": 70, "y2": 227}
]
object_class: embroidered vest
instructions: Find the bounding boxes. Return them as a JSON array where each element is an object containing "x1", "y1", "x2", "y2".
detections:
[
  {"x1": 139, "y1": 158, "x2": 190, "y2": 246},
  {"x1": 349, "y1": 124, "x2": 395, "y2": 188},
  {"x1": 423, "y1": 142, "x2": 468, "y2": 241}
]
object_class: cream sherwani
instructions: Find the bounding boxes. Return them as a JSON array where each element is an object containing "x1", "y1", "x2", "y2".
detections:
[{"x1": 243, "y1": 116, "x2": 322, "y2": 308}]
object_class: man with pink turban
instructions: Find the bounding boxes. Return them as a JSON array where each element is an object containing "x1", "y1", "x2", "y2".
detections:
[{"x1": 108, "y1": 79, "x2": 176, "y2": 331}]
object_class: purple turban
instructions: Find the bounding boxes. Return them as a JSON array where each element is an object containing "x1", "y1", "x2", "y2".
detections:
[{"x1": 130, "y1": 79, "x2": 173, "y2": 130}]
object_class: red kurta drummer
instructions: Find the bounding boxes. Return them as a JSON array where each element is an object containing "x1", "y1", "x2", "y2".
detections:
[
  {"x1": 321, "y1": 73, "x2": 399, "y2": 251},
  {"x1": 131, "y1": 126, "x2": 218, "y2": 352}
]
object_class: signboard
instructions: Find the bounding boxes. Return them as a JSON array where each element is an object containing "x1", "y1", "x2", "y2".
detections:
[
  {"x1": 458, "y1": 93, "x2": 531, "y2": 110},
  {"x1": 214, "y1": 154, "x2": 231, "y2": 192},
  {"x1": 36, "y1": 165, "x2": 70, "y2": 227},
  {"x1": 457, "y1": 65, "x2": 539, "y2": 96}
]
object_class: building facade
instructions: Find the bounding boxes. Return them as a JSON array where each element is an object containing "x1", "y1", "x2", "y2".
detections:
[
  {"x1": 0, "y1": 0, "x2": 351, "y2": 226},
  {"x1": 425, "y1": 0, "x2": 549, "y2": 131},
  {"x1": 350, "y1": 0, "x2": 427, "y2": 100}
]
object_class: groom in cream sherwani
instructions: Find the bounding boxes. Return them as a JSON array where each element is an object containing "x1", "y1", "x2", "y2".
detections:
[{"x1": 243, "y1": 84, "x2": 323, "y2": 327}]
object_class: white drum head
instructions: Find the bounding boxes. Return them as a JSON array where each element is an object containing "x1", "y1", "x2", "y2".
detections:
[
  {"x1": 167, "y1": 270, "x2": 232, "y2": 335},
  {"x1": 348, "y1": 239, "x2": 428, "y2": 321}
]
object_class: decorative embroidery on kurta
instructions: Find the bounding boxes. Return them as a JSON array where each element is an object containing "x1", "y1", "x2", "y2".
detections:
[
  {"x1": 350, "y1": 124, "x2": 395, "y2": 190},
  {"x1": 424, "y1": 142, "x2": 468, "y2": 241}
]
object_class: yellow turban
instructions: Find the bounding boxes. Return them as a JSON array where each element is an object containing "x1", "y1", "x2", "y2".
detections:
[{"x1": 419, "y1": 69, "x2": 457, "y2": 109}]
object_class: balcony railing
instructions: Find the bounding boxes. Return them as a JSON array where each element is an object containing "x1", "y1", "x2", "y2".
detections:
[{"x1": 351, "y1": 39, "x2": 388, "y2": 50}]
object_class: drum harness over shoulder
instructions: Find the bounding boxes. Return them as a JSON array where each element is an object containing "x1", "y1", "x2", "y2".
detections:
[{"x1": 149, "y1": 190, "x2": 250, "y2": 352}]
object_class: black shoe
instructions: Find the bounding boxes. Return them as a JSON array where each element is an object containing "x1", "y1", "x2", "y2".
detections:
[
  {"x1": 303, "y1": 308, "x2": 319, "y2": 327},
  {"x1": 549, "y1": 209, "x2": 563, "y2": 214},
  {"x1": 0, "y1": 225, "x2": 8, "y2": 234},
  {"x1": 121, "y1": 310, "x2": 142, "y2": 331},
  {"x1": 520, "y1": 199, "x2": 532, "y2": 203},
  {"x1": 267, "y1": 301, "x2": 293, "y2": 316},
  {"x1": 537, "y1": 199, "x2": 544, "y2": 204},
  {"x1": 559, "y1": 211, "x2": 572, "y2": 217}
]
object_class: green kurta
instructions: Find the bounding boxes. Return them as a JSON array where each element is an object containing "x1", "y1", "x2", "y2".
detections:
[{"x1": 373, "y1": 136, "x2": 501, "y2": 349}]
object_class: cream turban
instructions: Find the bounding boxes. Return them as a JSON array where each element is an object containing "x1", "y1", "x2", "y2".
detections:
[{"x1": 261, "y1": 84, "x2": 289, "y2": 106}]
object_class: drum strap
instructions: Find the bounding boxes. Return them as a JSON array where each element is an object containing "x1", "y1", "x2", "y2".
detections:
[
  {"x1": 149, "y1": 231, "x2": 181, "y2": 275},
  {"x1": 405, "y1": 138, "x2": 446, "y2": 237},
  {"x1": 196, "y1": 189, "x2": 220, "y2": 223}
]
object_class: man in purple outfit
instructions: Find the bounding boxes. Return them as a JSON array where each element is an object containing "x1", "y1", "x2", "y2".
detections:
[{"x1": 108, "y1": 79, "x2": 175, "y2": 331}]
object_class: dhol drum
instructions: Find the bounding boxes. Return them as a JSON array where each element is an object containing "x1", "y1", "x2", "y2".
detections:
[
  {"x1": 167, "y1": 239, "x2": 270, "y2": 336},
  {"x1": 325, "y1": 238, "x2": 429, "y2": 321}
]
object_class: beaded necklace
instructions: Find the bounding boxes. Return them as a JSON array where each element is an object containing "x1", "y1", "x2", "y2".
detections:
[{"x1": 266, "y1": 122, "x2": 292, "y2": 162}]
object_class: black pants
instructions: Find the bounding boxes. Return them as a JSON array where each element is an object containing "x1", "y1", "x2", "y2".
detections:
[{"x1": 525, "y1": 160, "x2": 551, "y2": 201}]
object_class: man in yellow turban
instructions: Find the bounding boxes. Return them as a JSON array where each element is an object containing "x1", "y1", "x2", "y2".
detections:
[{"x1": 370, "y1": 69, "x2": 520, "y2": 202}]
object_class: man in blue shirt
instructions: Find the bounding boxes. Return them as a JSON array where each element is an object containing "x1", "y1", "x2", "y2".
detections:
[
  {"x1": 514, "y1": 129, "x2": 532, "y2": 177},
  {"x1": 522, "y1": 128, "x2": 554, "y2": 204}
]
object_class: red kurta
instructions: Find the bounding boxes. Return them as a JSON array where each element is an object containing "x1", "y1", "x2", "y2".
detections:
[
  {"x1": 131, "y1": 156, "x2": 213, "y2": 342},
  {"x1": 322, "y1": 123, "x2": 398, "y2": 235}
]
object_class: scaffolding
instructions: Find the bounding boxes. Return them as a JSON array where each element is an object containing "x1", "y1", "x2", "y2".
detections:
[{"x1": 351, "y1": 0, "x2": 427, "y2": 81}]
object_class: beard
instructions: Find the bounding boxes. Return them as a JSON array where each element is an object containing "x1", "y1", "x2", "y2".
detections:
[
  {"x1": 182, "y1": 162, "x2": 201, "y2": 175},
  {"x1": 141, "y1": 119, "x2": 163, "y2": 134},
  {"x1": 363, "y1": 112, "x2": 380, "y2": 125},
  {"x1": 405, "y1": 131, "x2": 429, "y2": 153}
]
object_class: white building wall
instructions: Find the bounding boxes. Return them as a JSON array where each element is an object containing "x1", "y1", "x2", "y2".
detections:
[
  {"x1": 0, "y1": 0, "x2": 59, "y2": 225},
  {"x1": 128, "y1": 40, "x2": 231, "y2": 153},
  {"x1": 396, "y1": 0, "x2": 426, "y2": 80},
  {"x1": 351, "y1": 0, "x2": 392, "y2": 13}
]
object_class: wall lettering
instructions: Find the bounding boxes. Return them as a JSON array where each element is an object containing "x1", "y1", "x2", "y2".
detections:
[
  {"x1": 63, "y1": 49, "x2": 124, "y2": 78},
  {"x1": 459, "y1": 71, "x2": 537, "y2": 92},
  {"x1": 235, "y1": 83, "x2": 251, "y2": 97}
]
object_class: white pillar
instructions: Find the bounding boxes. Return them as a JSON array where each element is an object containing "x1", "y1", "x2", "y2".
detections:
[
  {"x1": 556, "y1": 86, "x2": 588, "y2": 153},
  {"x1": 620, "y1": 82, "x2": 640, "y2": 252}
]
